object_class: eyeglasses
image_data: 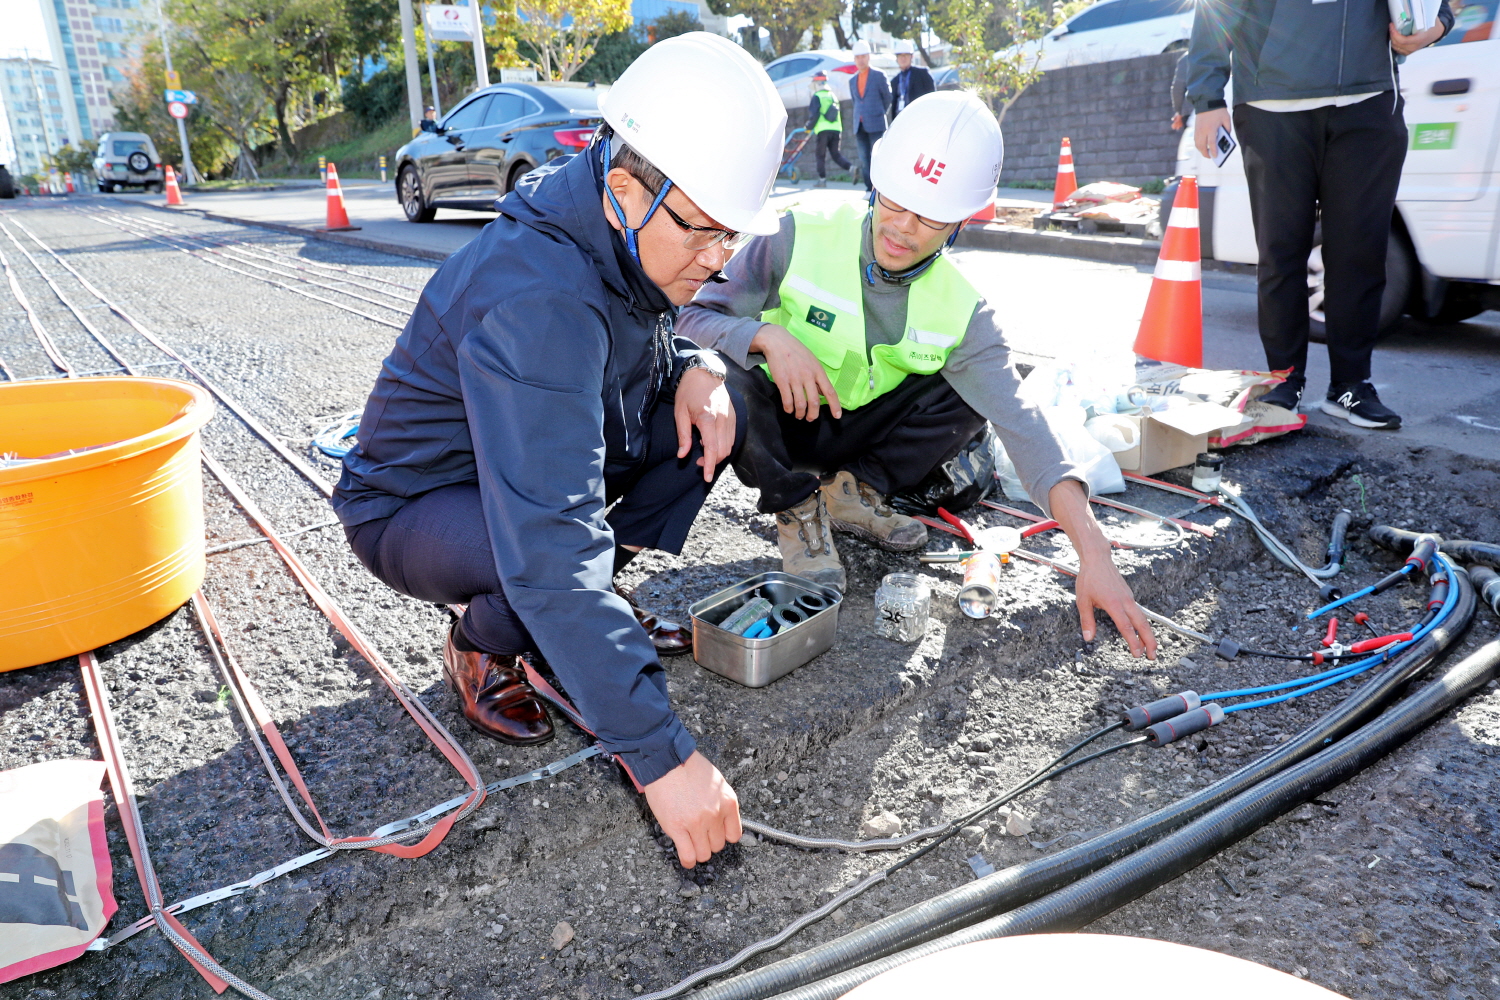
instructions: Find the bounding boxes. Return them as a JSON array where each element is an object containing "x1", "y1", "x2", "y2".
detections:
[
  {"x1": 875, "y1": 193, "x2": 950, "y2": 231},
  {"x1": 646, "y1": 185, "x2": 754, "y2": 251}
]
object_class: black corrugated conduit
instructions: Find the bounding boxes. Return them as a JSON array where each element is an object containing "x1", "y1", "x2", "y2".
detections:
[
  {"x1": 770, "y1": 620, "x2": 1500, "y2": 1000},
  {"x1": 1371, "y1": 525, "x2": 1500, "y2": 571},
  {"x1": 691, "y1": 536, "x2": 1472, "y2": 1000}
]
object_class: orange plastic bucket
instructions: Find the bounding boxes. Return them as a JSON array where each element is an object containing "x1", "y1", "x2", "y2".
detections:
[{"x1": 0, "y1": 377, "x2": 213, "y2": 671}]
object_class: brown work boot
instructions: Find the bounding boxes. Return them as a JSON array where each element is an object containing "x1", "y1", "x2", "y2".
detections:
[
  {"x1": 614, "y1": 584, "x2": 693, "y2": 657},
  {"x1": 821, "y1": 471, "x2": 928, "y2": 552},
  {"x1": 776, "y1": 492, "x2": 846, "y2": 591},
  {"x1": 442, "y1": 623, "x2": 553, "y2": 745}
]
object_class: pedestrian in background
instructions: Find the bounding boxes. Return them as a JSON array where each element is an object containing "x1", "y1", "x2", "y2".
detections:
[
  {"x1": 849, "y1": 40, "x2": 890, "y2": 191},
  {"x1": 890, "y1": 40, "x2": 934, "y2": 118},
  {"x1": 1186, "y1": 0, "x2": 1452, "y2": 430},
  {"x1": 1168, "y1": 51, "x2": 1192, "y2": 131},
  {"x1": 806, "y1": 70, "x2": 851, "y2": 188}
]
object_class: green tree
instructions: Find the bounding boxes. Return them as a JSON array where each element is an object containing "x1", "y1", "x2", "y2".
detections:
[
  {"x1": 854, "y1": 0, "x2": 934, "y2": 60},
  {"x1": 932, "y1": 0, "x2": 1053, "y2": 123},
  {"x1": 508, "y1": 0, "x2": 633, "y2": 80},
  {"x1": 730, "y1": 0, "x2": 841, "y2": 56},
  {"x1": 44, "y1": 141, "x2": 97, "y2": 178}
]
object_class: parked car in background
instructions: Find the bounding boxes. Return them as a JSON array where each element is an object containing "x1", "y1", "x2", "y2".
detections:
[
  {"x1": 1175, "y1": 3, "x2": 1500, "y2": 333},
  {"x1": 92, "y1": 132, "x2": 164, "y2": 192},
  {"x1": 764, "y1": 49, "x2": 899, "y2": 113},
  {"x1": 1012, "y1": 0, "x2": 1193, "y2": 71},
  {"x1": 393, "y1": 81, "x2": 606, "y2": 223}
]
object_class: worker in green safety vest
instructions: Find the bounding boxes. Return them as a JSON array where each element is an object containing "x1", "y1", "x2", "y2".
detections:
[
  {"x1": 805, "y1": 70, "x2": 850, "y2": 188},
  {"x1": 680, "y1": 91, "x2": 1158, "y2": 659}
]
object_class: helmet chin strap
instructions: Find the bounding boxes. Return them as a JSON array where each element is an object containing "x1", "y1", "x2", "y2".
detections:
[
  {"x1": 864, "y1": 189, "x2": 963, "y2": 285},
  {"x1": 601, "y1": 131, "x2": 672, "y2": 266}
]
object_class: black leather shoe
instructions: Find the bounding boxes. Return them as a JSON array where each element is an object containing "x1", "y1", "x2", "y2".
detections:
[{"x1": 614, "y1": 585, "x2": 693, "y2": 657}]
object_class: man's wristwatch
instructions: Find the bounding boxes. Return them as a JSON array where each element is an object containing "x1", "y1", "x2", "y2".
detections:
[{"x1": 676, "y1": 354, "x2": 727, "y2": 386}]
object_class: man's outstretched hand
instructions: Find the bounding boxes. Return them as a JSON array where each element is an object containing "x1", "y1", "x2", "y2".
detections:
[
  {"x1": 643, "y1": 751, "x2": 742, "y2": 869},
  {"x1": 1048, "y1": 480, "x2": 1158, "y2": 659}
]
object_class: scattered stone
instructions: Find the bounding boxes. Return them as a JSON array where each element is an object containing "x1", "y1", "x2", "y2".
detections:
[
  {"x1": 960, "y1": 825, "x2": 985, "y2": 844},
  {"x1": 1463, "y1": 875, "x2": 1495, "y2": 891},
  {"x1": 1355, "y1": 928, "x2": 1375, "y2": 948},
  {"x1": 968, "y1": 736, "x2": 994, "y2": 752},
  {"x1": 678, "y1": 883, "x2": 701, "y2": 898},
  {"x1": 1004, "y1": 811, "x2": 1033, "y2": 837},
  {"x1": 860, "y1": 811, "x2": 902, "y2": 839},
  {"x1": 965, "y1": 752, "x2": 990, "y2": 767},
  {"x1": 549, "y1": 921, "x2": 575, "y2": 951},
  {"x1": 1429, "y1": 964, "x2": 1453, "y2": 985}
]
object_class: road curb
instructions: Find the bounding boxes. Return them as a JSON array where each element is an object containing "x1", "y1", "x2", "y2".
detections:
[{"x1": 957, "y1": 222, "x2": 1253, "y2": 273}]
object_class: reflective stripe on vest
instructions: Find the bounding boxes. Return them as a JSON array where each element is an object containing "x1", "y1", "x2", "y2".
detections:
[
  {"x1": 814, "y1": 90, "x2": 841, "y2": 134},
  {"x1": 760, "y1": 203, "x2": 979, "y2": 411}
]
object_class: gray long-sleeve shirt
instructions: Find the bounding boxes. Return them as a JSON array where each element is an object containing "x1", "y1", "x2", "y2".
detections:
[{"x1": 677, "y1": 212, "x2": 1082, "y2": 516}]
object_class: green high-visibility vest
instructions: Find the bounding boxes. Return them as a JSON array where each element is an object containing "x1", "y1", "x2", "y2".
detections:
[
  {"x1": 760, "y1": 203, "x2": 979, "y2": 411},
  {"x1": 813, "y1": 89, "x2": 841, "y2": 134}
]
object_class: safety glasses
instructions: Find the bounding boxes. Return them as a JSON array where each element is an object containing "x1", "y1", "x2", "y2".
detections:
[
  {"x1": 647, "y1": 186, "x2": 754, "y2": 251},
  {"x1": 875, "y1": 192, "x2": 950, "y2": 231}
]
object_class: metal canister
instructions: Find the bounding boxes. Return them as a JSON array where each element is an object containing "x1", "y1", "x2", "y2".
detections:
[{"x1": 958, "y1": 552, "x2": 1003, "y2": 619}]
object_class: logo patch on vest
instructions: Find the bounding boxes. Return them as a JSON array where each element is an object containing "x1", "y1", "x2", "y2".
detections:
[
  {"x1": 913, "y1": 154, "x2": 946, "y2": 184},
  {"x1": 805, "y1": 305, "x2": 835, "y2": 331}
]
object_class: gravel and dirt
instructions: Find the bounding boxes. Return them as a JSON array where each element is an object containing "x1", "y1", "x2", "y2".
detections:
[{"x1": 1, "y1": 200, "x2": 1497, "y2": 1000}]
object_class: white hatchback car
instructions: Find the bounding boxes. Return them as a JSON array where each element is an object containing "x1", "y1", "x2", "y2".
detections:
[
  {"x1": 1017, "y1": 0, "x2": 1194, "y2": 71},
  {"x1": 763, "y1": 49, "x2": 899, "y2": 114}
]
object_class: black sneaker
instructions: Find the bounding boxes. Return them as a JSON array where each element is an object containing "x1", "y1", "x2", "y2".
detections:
[
  {"x1": 1320, "y1": 382, "x2": 1402, "y2": 430},
  {"x1": 1259, "y1": 378, "x2": 1304, "y2": 411}
]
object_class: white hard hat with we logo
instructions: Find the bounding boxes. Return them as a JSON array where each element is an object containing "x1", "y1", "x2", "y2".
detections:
[{"x1": 870, "y1": 91, "x2": 1003, "y2": 223}]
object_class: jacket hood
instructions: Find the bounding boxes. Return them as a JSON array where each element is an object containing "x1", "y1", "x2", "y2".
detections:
[{"x1": 496, "y1": 147, "x2": 673, "y2": 316}]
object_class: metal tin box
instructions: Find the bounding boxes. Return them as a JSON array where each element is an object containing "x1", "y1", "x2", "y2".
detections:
[{"x1": 688, "y1": 572, "x2": 842, "y2": 687}]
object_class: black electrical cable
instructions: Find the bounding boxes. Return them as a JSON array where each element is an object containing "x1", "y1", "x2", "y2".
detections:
[
  {"x1": 770, "y1": 627, "x2": 1500, "y2": 1000},
  {"x1": 1370, "y1": 526, "x2": 1500, "y2": 571},
  {"x1": 688, "y1": 541, "x2": 1470, "y2": 1000}
]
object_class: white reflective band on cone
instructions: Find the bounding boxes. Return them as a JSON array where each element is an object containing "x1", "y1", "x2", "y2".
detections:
[
  {"x1": 1167, "y1": 207, "x2": 1199, "y2": 229},
  {"x1": 1058, "y1": 163, "x2": 1075, "y2": 172},
  {"x1": 1154, "y1": 258, "x2": 1202, "y2": 282}
]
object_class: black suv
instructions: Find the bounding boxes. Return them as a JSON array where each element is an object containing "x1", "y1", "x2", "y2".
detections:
[{"x1": 394, "y1": 82, "x2": 605, "y2": 223}]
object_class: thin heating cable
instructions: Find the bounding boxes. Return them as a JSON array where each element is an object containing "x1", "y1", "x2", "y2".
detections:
[
  {"x1": 80, "y1": 209, "x2": 406, "y2": 330},
  {"x1": 0, "y1": 236, "x2": 72, "y2": 375},
  {"x1": 116, "y1": 210, "x2": 421, "y2": 303},
  {"x1": 9, "y1": 215, "x2": 336, "y2": 497},
  {"x1": 92, "y1": 207, "x2": 418, "y2": 313}
]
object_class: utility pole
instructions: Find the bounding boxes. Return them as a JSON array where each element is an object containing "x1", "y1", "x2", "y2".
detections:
[
  {"x1": 155, "y1": 0, "x2": 200, "y2": 184},
  {"x1": 421, "y1": 4, "x2": 442, "y2": 117},
  {"x1": 398, "y1": 0, "x2": 424, "y2": 133},
  {"x1": 469, "y1": 1, "x2": 490, "y2": 89}
]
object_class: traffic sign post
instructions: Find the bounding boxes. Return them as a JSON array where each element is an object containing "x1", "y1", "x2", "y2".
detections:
[
  {"x1": 164, "y1": 68, "x2": 180, "y2": 89},
  {"x1": 164, "y1": 89, "x2": 197, "y2": 105},
  {"x1": 167, "y1": 101, "x2": 188, "y2": 120}
]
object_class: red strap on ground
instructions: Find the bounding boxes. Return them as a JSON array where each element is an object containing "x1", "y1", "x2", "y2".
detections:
[{"x1": 201, "y1": 451, "x2": 483, "y2": 857}]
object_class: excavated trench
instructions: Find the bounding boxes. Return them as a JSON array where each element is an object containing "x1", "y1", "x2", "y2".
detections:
[{"x1": 1, "y1": 205, "x2": 1497, "y2": 1000}]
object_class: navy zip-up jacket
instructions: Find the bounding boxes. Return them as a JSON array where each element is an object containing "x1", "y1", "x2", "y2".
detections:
[
  {"x1": 851, "y1": 68, "x2": 891, "y2": 132},
  {"x1": 1186, "y1": 0, "x2": 1452, "y2": 110},
  {"x1": 332, "y1": 147, "x2": 712, "y2": 785}
]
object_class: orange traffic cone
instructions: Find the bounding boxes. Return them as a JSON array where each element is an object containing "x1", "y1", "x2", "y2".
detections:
[
  {"x1": 317, "y1": 162, "x2": 360, "y2": 232},
  {"x1": 164, "y1": 165, "x2": 185, "y2": 207},
  {"x1": 65, "y1": 172, "x2": 75, "y2": 193},
  {"x1": 1051, "y1": 137, "x2": 1078, "y2": 208},
  {"x1": 1133, "y1": 175, "x2": 1203, "y2": 368},
  {"x1": 968, "y1": 189, "x2": 997, "y2": 225}
]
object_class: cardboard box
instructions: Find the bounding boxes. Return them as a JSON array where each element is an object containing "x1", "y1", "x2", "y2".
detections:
[{"x1": 1105, "y1": 402, "x2": 1243, "y2": 476}]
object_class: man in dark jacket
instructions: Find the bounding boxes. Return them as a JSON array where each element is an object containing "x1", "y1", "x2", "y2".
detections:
[
  {"x1": 889, "y1": 40, "x2": 934, "y2": 118},
  {"x1": 849, "y1": 40, "x2": 891, "y2": 191},
  {"x1": 331, "y1": 33, "x2": 786, "y2": 868},
  {"x1": 1186, "y1": 0, "x2": 1451, "y2": 430}
]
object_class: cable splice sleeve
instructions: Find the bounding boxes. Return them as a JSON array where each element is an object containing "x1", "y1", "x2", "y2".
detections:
[
  {"x1": 1470, "y1": 566, "x2": 1500, "y2": 615},
  {"x1": 1371, "y1": 526, "x2": 1500, "y2": 572},
  {"x1": 686, "y1": 567, "x2": 1474, "y2": 1000},
  {"x1": 769, "y1": 625, "x2": 1499, "y2": 1000}
]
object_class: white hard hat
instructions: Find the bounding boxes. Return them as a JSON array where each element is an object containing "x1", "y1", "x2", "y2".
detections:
[
  {"x1": 870, "y1": 91, "x2": 1003, "y2": 223},
  {"x1": 851, "y1": 40, "x2": 871, "y2": 56},
  {"x1": 601, "y1": 32, "x2": 785, "y2": 235},
  {"x1": 893, "y1": 39, "x2": 914, "y2": 54}
]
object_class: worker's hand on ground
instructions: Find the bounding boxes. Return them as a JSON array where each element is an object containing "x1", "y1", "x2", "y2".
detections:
[
  {"x1": 1170, "y1": 113, "x2": 1184, "y2": 131},
  {"x1": 750, "y1": 323, "x2": 842, "y2": 421},
  {"x1": 1074, "y1": 550, "x2": 1158, "y2": 660},
  {"x1": 1193, "y1": 107, "x2": 1232, "y2": 159},
  {"x1": 643, "y1": 751, "x2": 742, "y2": 869},
  {"x1": 1390, "y1": 22, "x2": 1445, "y2": 54},
  {"x1": 676, "y1": 367, "x2": 737, "y2": 483}
]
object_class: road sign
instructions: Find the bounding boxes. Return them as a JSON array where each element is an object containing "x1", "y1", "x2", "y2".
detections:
[
  {"x1": 424, "y1": 4, "x2": 474, "y2": 41},
  {"x1": 164, "y1": 89, "x2": 197, "y2": 105},
  {"x1": 167, "y1": 101, "x2": 188, "y2": 120},
  {"x1": 165, "y1": 69, "x2": 180, "y2": 89}
]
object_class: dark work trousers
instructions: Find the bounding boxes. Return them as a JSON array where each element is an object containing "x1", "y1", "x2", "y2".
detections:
[
  {"x1": 1233, "y1": 96, "x2": 1408, "y2": 387},
  {"x1": 345, "y1": 391, "x2": 744, "y2": 655},
  {"x1": 813, "y1": 130, "x2": 851, "y2": 179},
  {"x1": 725, "y1": 363, "x2": 985, "y2": 514},
  {"x1": 855, "y1": 127, "x2": 883, "y2": 190}
]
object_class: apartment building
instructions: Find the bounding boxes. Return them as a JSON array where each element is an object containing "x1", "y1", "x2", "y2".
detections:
[
  {"x1": 0, "y1": 56, "x2": 69, "y2": 175},
  {"x1": 39, "y1": 0, "x2": 149, "y2": 144}
]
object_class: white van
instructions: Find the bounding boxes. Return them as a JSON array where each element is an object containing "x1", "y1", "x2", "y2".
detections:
[
  {"x1": 1176, "y1": 1, "x2": 1500, "y2": 331},
  {"x1": 92, "y1": 131, "x2": 165, "y2": 193}
]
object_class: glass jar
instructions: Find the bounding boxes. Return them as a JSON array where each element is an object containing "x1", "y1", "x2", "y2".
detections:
[
  {"x1": 874, "y1": 573, "x2": 931, "y2": 643},
  {"x1": 1192, "y1": 452, "x2": 1224, "y2": 494}
]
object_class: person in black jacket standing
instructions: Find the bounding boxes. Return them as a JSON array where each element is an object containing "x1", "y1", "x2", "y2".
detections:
[
  {"x1": 890, "y1": 40, "x2": 934, "y2": 118},
  {"x1": 1186, "y1": 0, "x2": 1451, "y2": 430},
  {"x1": 332, "y1": 34, "x2": 786, "y2": 869}
]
